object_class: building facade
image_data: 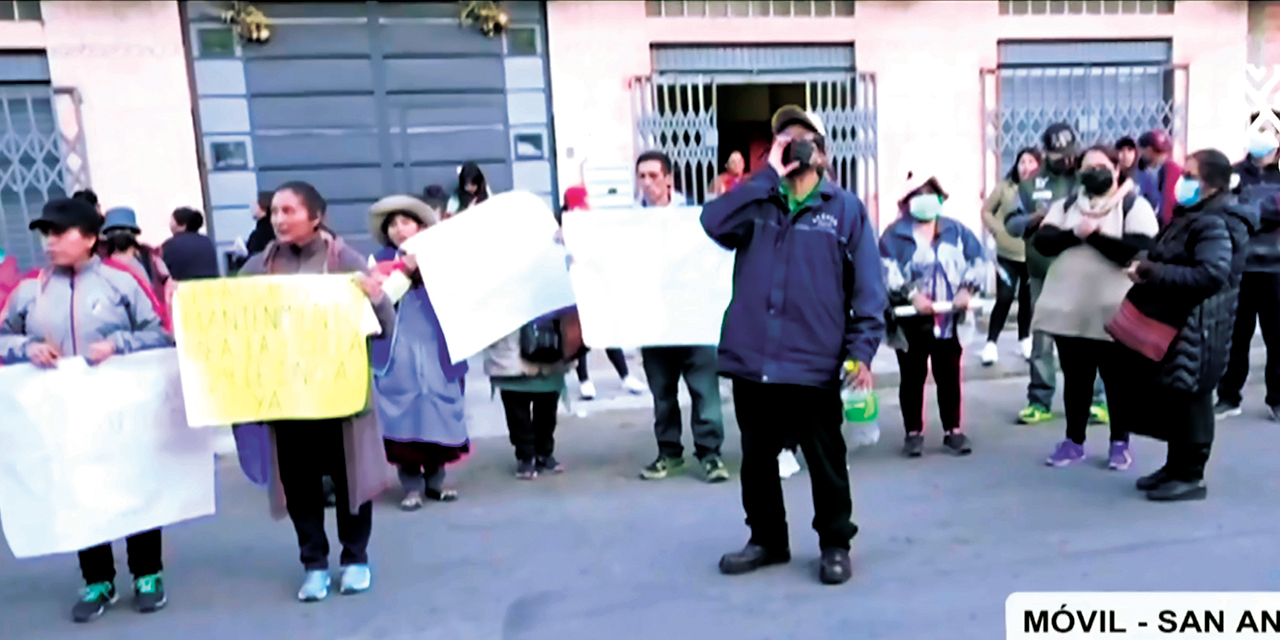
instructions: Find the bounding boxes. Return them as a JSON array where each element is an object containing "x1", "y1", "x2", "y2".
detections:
[
  {"x1": 2, "y1": 0, "x2": 1280, "y2": 270},
  {"x1": 546, "y1": 0, "x2": 1257, "y2": 228},
  {"x1": 0, "y1": 0, "x2": 201, "y2": 268}
]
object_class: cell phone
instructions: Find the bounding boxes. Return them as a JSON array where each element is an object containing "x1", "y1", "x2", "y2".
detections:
[{"x1": 782, "y1": 140, "x2": 816, "y2": 170}]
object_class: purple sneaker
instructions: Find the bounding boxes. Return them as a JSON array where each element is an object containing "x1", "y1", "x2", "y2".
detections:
[
  {"x1": 1108, "y1": 441, "x2": 1133, "y2": 470},
  {"x1": 1046, "y1": 440, "x2": 1085, "y2": 467}
]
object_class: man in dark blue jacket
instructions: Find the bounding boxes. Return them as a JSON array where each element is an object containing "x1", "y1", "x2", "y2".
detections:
[{"x1": 701, "y1": 105, "x2": 887, "y2": 585}]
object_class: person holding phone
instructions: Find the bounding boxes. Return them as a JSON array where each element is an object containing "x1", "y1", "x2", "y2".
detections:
[{"x1": 701, "y1": 105, "x2": 887, "y2": 586}]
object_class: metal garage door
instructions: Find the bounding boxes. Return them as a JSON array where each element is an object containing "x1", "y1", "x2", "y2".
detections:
[
  {"x1": 982, "y1": 40, "x2": 1187, "y2": 189},
  {"x1": 186, "y1": 1, "x2": 555, "y2": 258}
]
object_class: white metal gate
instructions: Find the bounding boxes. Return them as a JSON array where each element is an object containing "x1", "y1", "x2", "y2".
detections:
[
  {"x1": 806, "y1": 73, "x2": 877, "y2": 218},
  {"x1": 632, "y1": 72, "x2": 878, "y2": 215},
  {"x1": 632, "y1": 75, "x2": 718, "y2": 204},
  {"x1": 0, "y1": 86, "x2": 90, "y2": 269}
]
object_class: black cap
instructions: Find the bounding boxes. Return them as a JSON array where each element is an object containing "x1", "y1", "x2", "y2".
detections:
[
  {"x1": 1042, "y1": 123, "x2": 1078, "y2": 154},
  {"x1": 30, "y1": 197, "x2": 103, "y2": 234}
]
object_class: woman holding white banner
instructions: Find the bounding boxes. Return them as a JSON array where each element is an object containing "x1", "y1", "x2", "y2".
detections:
[
  {"x1": 0, "y1": 197, "x2": 174, "y2": 623},
  {"x1": 239, "y1": 181, "x2": 395, "y2": 603},
  {"x1": 880, "y1": 175, "x2": 985, "y2": 458},
  {"x1": 366, "y1": 195, "x2": 470, "y2": 510}
]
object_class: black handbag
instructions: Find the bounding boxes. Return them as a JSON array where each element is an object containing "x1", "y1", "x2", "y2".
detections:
[{"x1": 519, "y1": 317, "x2": 563, "y2": 364}]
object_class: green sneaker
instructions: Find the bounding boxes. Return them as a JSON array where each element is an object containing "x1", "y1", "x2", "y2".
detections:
[
  {"x1": 640, "y1": 456, "x2": 684, "y2": 480},
  {"x1": 1018, "y1": 404, "x2": 1054, "y2": 425},
  {"x1": 1089, "y1": 404, "x2": 1110, "y2": 425},
  {"x1": 71, "y1": 581, "x2": 117, "y2": 623},
  {"x1": 133, "y1": 573, "x2": 166, "y2": 613},
  {"x1": 701, "y1": 456, "x2": 730, "y2": 483}
]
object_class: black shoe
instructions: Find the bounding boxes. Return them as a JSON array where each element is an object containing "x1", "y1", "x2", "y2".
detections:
[
  {"x1": 819, "y1": 547, "x2": 853, "y2": 585},
  {"x1": 1146, "y1": 479, "x2": 1207, "y2": 502},
  {"x1": 943, "y1": 431, "x2": 973, "y2": 456},
  {"x1": 516, "y1": 459, "x2": 538, "y2": 480},
  {"x1": 71, "y1": 582, "x2": 117, "y2": 623},
  {"x1": 718, "y1": 544, "x2": 791, "y2": 576},
  {"x1": 536, "y1": 455, "x2": 565, "y2": 474},
  {"x1": 1135, "y1": 467, "x2": 1171, "y2": 491},
  {"x1": 902, "y1": 434, "x2": 924, "y2": 458}
]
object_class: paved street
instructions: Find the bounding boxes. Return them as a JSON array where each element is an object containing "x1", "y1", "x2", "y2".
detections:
[{"x1": 4, "y1": 367, "x2": 1280, "y2": 640}]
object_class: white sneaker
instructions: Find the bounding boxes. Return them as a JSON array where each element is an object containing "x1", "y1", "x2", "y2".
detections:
[
  {"x1": 980, "y1": 342, "x2": 999, "y2": 366},
  {"x1": 579, "y1": 380, "x2": 597, "y2": 400},
  {"x1": 622, "y1": 375, "x2": 647, "y2": 395},
  {"x1": 1019, "y1": 337, "x2": 1033, "y2": 360},
  {"x1": 778, "y1": 449, "x2": 801, "y2": 479}
]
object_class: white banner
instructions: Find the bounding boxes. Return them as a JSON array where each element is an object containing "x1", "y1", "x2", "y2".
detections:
[
  {"x1": 561, "y1": 206, "x2": 733, "y2": 349},
  {"x1": 401, "y1": 191, "x2": 577, "y2": 364},
  {"x1": 0, "y1": 350, "x2": 216, "y2": 559}
]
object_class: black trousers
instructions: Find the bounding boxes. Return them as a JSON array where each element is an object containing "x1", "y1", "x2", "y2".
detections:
[
  {"x1": 1164, "y1": 392, "x2": 1215, "y2": 482},
  {"x1": 895, "y1": 335, "x2": 963, "y2": 434},
  {"x1": 576, "y1": 347, "x2": 630, "y2": 382},
  {"x1": 500, "y1": 390, "x2": 559, "y2": 461},
  {"x1": 78, "y1": 529, "x2": 162, "y2": 585},
  {"x1": 731, "y1": 378, "x2": 856, "y2": 551},
  {"x1": 1108, "y1": 345, "x2": 1215, "y2": 480},
  {"x1": 1055, "y1": 336, "x2": 1127, "y2": 445},
  {"x1": 988, "y1": 257, "x2": 1031, "y2": 342},
  {"x1": 1218, "y1": 271, "x2": 1280, "y2": 407},
  {"x1": 274, "y1": 420, "x2": 372, "y2": 571}
]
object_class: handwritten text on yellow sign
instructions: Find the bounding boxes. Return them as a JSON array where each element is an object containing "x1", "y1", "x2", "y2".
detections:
[{"x1": 172, "y1": 275, "x2": 370, "y2": 427}]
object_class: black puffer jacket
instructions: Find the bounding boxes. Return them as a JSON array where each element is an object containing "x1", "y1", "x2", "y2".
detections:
[{"x1": 1126, "y1": 193, "x2": 1256, "y2": 394}]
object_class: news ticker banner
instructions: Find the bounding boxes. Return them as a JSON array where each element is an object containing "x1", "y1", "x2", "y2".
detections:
[{"x1": 1007, "y1": 593, "x2": 1280, "y2": 638}]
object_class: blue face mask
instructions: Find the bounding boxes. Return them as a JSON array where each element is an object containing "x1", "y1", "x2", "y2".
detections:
[
  {"x1": 1174, "y1": 176, "x2": 1201, "y2": 207},
  {"x1": 1248, "y1": 129, "x2": 1280, "y2": 159},
  {"x1": 909, "y1": 194, "x2": 943, "y2": 221}
]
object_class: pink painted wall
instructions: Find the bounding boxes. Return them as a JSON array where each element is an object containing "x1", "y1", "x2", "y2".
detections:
[
  {"x1": 0, "y1": 1, "x2": 203, "y2": 246},
  {"x1": 547, "y1": 0, "x2": 1249, "y2": 231}
]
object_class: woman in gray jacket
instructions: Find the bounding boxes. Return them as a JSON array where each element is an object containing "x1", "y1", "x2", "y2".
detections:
[{"x1": 0, "y1": 197, "x2": 173, "y2": 623}]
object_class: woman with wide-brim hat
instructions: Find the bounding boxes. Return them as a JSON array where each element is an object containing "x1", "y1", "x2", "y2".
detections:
[{"x1": 366, "y1": 195, "x2": 471, "y2": 510}]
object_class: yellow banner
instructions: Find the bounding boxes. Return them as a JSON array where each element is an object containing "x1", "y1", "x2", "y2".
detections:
[{"x1": 172, "y1": 275, "x2": 371, "y2": 427}]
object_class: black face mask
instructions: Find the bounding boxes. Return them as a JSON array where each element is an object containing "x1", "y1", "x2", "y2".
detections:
[
  {"x1": 1046, "y1": 156, "x2": 1074, "y2": 175},
  {"x1": 782, "y1": 139, "x2": 817, "y2": 175},
  {"x1": 1079, "y1": 167, "x2": 1114, "y2": 196}
]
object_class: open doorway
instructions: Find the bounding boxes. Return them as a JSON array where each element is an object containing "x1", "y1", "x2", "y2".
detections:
[{"x1": 716, "y1": 83, "x2": 806, "y2": 182}]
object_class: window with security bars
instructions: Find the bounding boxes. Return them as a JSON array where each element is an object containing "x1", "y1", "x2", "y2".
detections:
[
  {"x1": 645, "y1": 0, "x2": 855, "y2": 18},
  {"x1": 1000, "y1": 1, "x2": 1174, "y2": 15},
  {"x1": 0, "y1": 0, "x2": 42, "y2": 21},
  {"x1": 0, "y1": 87, "x2": 88, "y2": 269}
]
